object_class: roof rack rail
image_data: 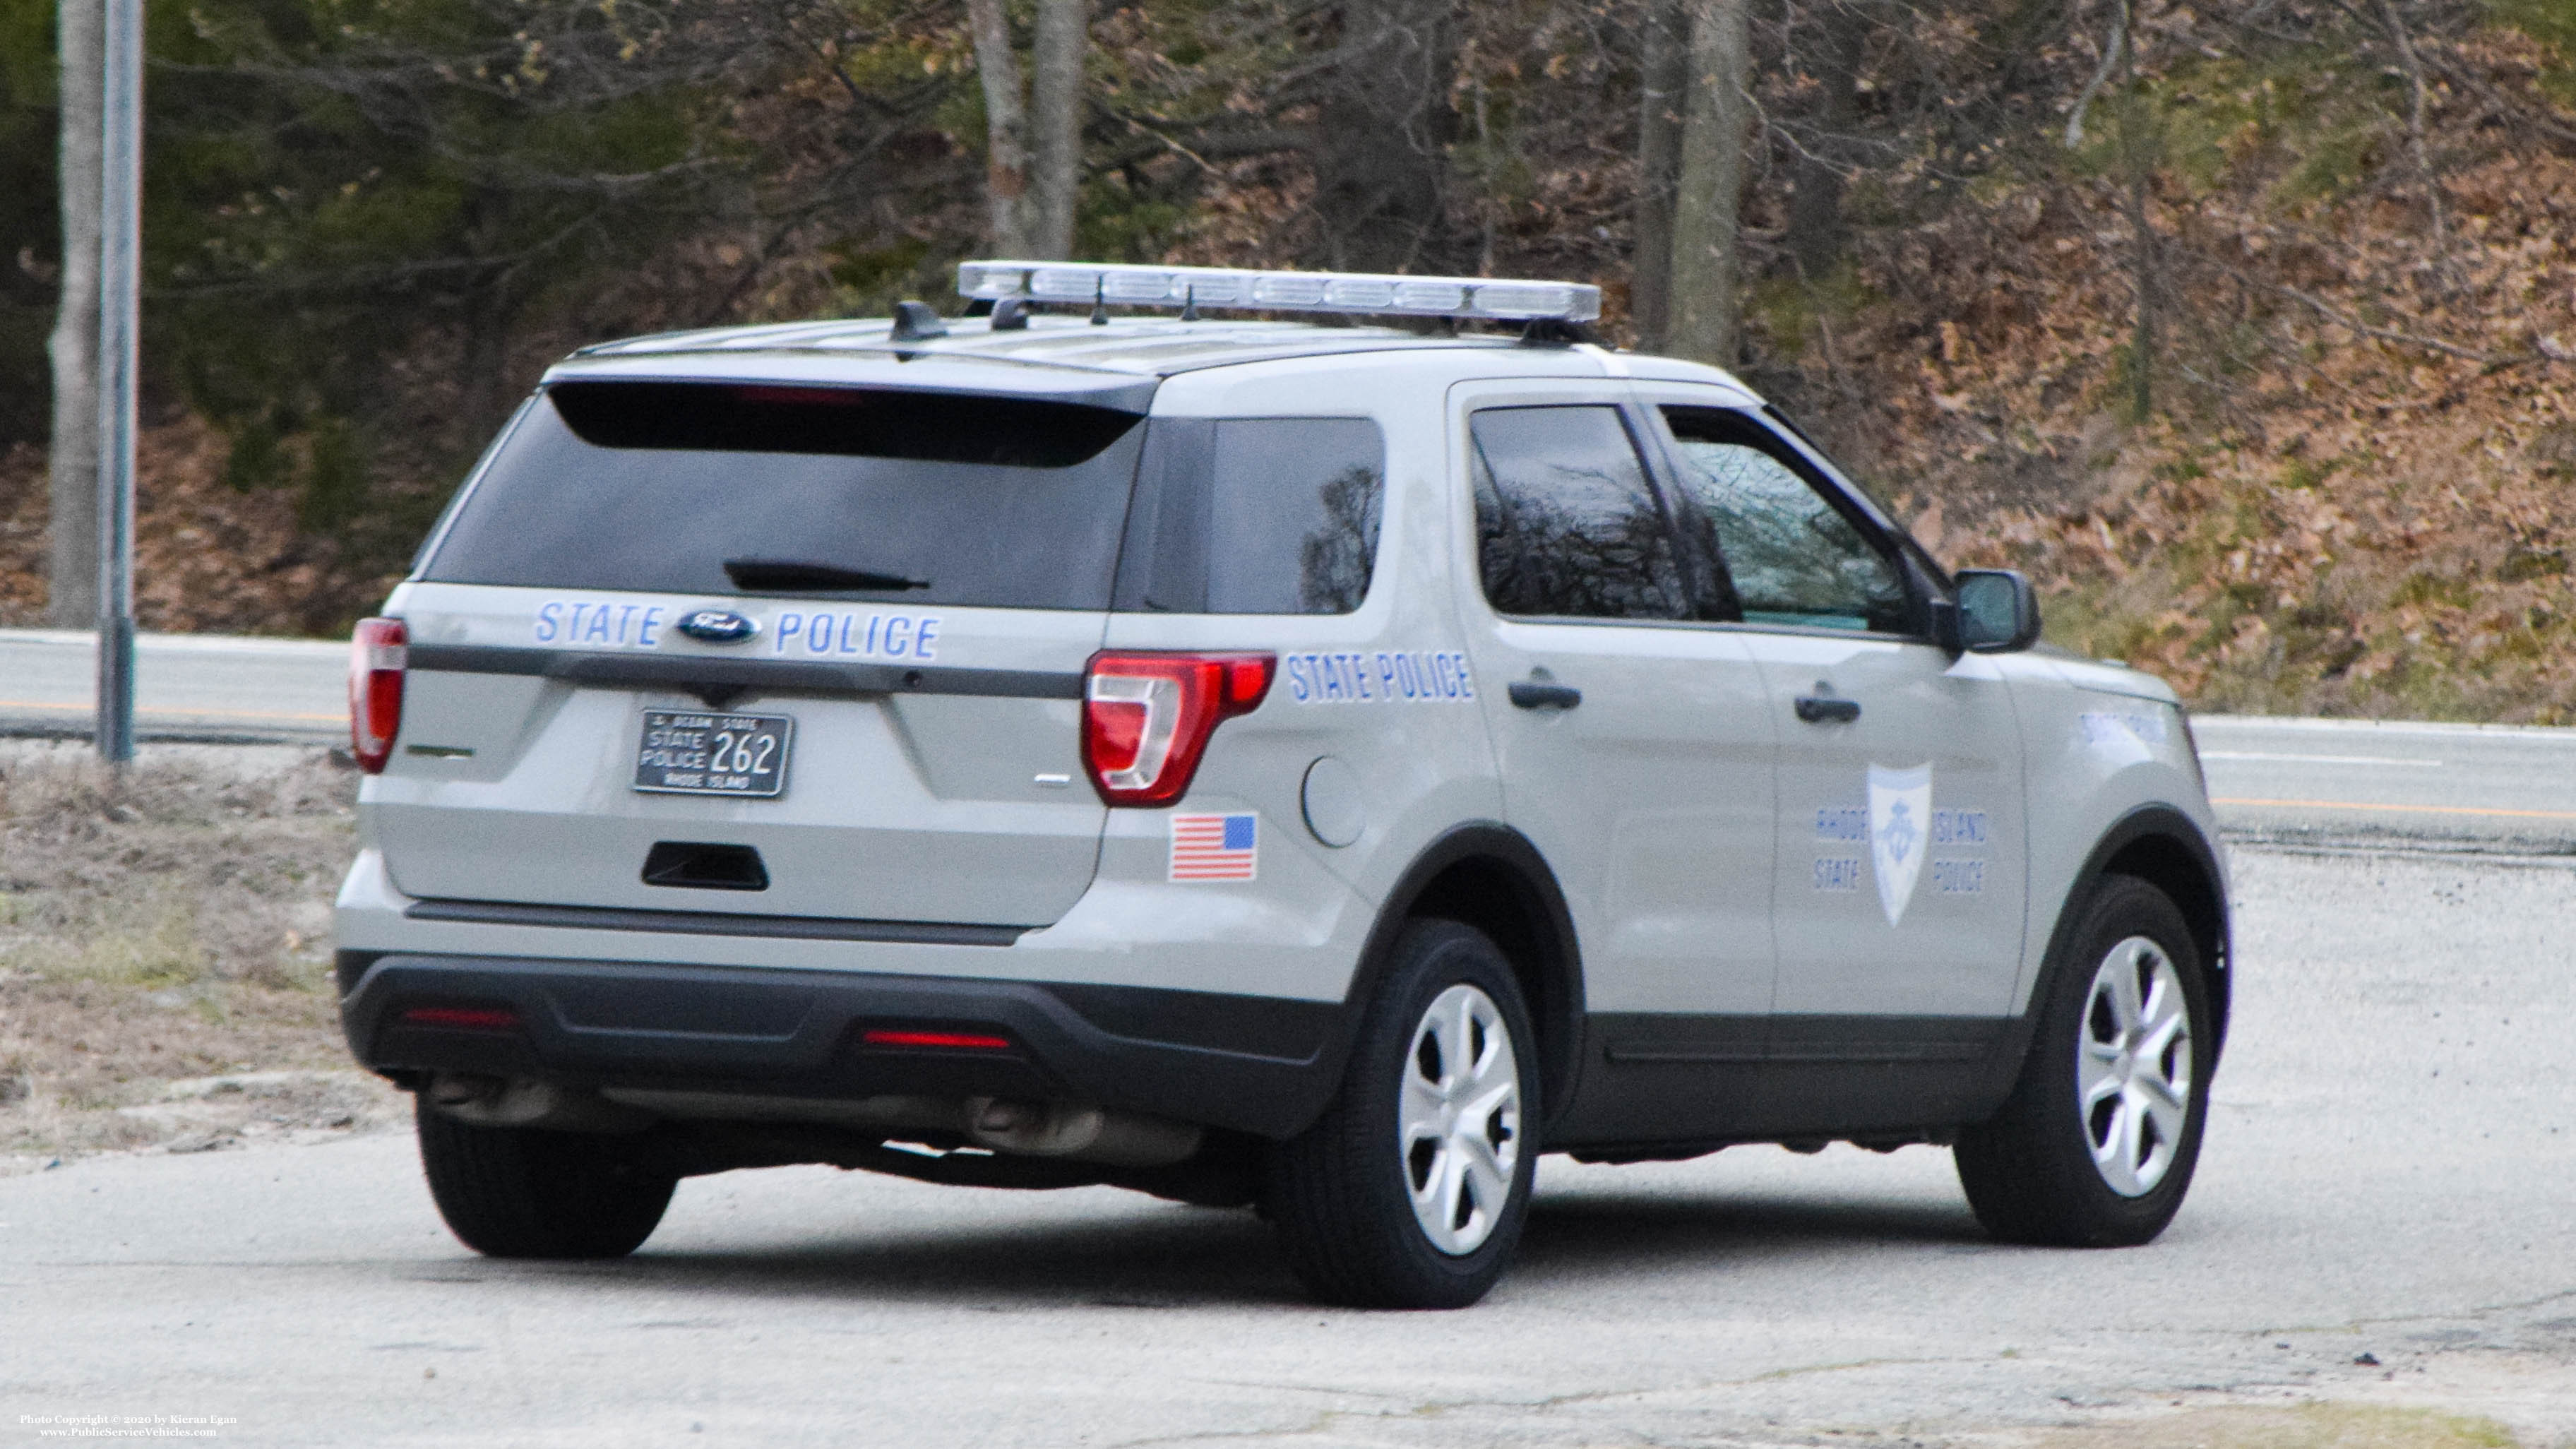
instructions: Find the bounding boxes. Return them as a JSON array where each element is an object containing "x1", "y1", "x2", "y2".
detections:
[{"x1": 957, "y1": 260, "x2": 1601, "y2": 326}]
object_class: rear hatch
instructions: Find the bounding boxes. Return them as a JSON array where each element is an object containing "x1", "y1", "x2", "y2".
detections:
[{"x1": 371, "y1": 373, "x2": 1152, "y2": 929}]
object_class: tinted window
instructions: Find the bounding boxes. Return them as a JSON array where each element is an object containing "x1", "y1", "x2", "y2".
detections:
[
  {"x1": 422, "y1": 383, "x2": 1147, "y2": 610},
  {"x1": 1114, "y1": 417, "x2": 1385, "y2": 615},
  {"x1": 1471, "y1": 406, "x2": 1686, "y2": 620},
  {"x1": 1659, "y1": 407, "x2": 1909, "y2": 633},
  {"x1": 1208, "y1": 419, "x2": 1384, "y2": 614}
]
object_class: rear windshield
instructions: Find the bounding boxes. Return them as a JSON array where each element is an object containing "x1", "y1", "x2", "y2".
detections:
[{"x1": 421, "y1": 382, "x2": 1148, "y2": 610}]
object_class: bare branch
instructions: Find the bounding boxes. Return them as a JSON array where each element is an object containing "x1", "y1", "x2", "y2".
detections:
[
  {"x1": 2063, "y1": 0, "x2": 2129, "y2": 150},
  {"x1": 2374, "y1": 0, "x2": 2453, "y2": 287},
  {"x1": 2177, "y1": 249, "x2": 2503, "y2": 364}
]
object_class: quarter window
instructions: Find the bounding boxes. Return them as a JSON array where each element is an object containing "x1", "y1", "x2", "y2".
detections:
[
  {"x1": 1115, "y1": 417, "x2": 1386, "y2": 615},
  {"x1": 1470, "y1": 406, "x2": 1687, "y2": 621},
  {"x1": 1659, "y1": 408, "x2": 1910, "y2": 633},
  {"x1": 1206, "y1": 419, "x2": 1385, "y2": 614}
]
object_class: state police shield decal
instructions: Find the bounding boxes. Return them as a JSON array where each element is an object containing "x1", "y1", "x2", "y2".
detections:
[{"x1": 1868, "y1": 764, "x2": 1932, "y2": 926}]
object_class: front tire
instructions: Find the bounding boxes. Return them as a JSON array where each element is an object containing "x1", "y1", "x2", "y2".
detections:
[
  {"x1": 1264, "y1": 919, "x2": 1539, "y2": 1308},
  {"x1": 415, "y1": 1097, "x2": 675, "y2": 1260},
  {"x1": 1955, "y1": 874, "x2": 2211, "y2": 1247}
]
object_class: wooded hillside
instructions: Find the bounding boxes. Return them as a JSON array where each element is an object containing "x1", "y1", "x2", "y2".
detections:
[{"x1": 2, "y1": 0, "x2": 2574, "y2": 718}]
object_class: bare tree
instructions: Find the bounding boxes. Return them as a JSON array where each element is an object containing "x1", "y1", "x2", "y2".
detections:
[
  {"x1": 1783, "y1": 0, "x2": 1869, "y2": 282},
  {"x1": 1632, "y1": 0, "x2": 1688, "y2": 349},
  {"x1": 1666, "y1": 0, "x2": 1752, "y2": 365},
  {"x1": 1311, "y1": 0, "x2": 1457, "y2": 273},
  {"x1": 968, "y1": 0, "x2": 1085, "y2": 260},
  {"x1": 967, "y1": 0, "x2": 1037, "y2": 256},
  {"x1": 47, "y1": 0, "x2": 102, "y2": 627},
  {"x1": 1030, "y1": 0, "x2": 1086, "y2": 259}
]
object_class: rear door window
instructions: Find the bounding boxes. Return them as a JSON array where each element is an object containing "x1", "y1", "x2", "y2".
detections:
[
  {"x1": 422, "y1": 382, "x2": 1148, "y2": 610},
  {"x1": 1469, "y1": 405, "x2": 1688, "y2": 621},
  {"x1": 1115, "y1": 417, "x2": 1385, "y2": 615}
]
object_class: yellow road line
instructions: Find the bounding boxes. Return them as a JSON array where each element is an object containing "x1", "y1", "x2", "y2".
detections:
[
  {"x1": 2214, "y1": 797, "x2": 2576, "y2": 822},
  {"x1": 0, "y1": 699, "x2": 343, "y2": 722}
]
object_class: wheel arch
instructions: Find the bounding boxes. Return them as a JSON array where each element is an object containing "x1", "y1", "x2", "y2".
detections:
[
  {"x1": 1342, "y1": 823, "x2": 1587, "y2": 1138},
  {"x1": 2045, "y1": 805, "x2": 2232, "y2": 1060}
]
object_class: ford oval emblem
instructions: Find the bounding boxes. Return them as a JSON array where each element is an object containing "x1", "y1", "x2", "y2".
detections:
[{"x1": 676, "y1": 609, "x2": 759, "y2": 644}]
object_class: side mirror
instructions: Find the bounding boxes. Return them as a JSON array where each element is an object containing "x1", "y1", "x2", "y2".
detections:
[{"x1": 1955, "y1": 569, "x2": 2042, "y2": 652}]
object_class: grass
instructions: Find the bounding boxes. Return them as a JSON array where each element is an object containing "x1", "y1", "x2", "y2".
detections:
[{"x1": 0, "y1": 741, "x2": 402, "y2": 1166}]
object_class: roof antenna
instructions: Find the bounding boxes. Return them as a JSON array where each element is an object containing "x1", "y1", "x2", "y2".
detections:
[
  {"x1": 1179, "y1": 285, "x2": 1200, "y2": 323},
  {"x1": 1089, "y1": 278, "x2": 1109, "y2": 326},
  {"x1": 890, "y1": 301, "x2": 948, "y2": 342}
]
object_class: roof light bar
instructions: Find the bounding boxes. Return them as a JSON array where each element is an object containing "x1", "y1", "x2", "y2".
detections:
[{"x1": 957, "y1": 261, "x2": 1601, "y2": 325}]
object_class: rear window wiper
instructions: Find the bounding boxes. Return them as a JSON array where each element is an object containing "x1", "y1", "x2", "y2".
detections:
[{"x1": 724, "y1": 558, "x2": 931, "y2": 592}]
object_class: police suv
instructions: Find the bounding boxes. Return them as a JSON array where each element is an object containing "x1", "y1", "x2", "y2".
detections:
[{"x1": 337, "y1": 261, "x2": 2227, "y2": 1308}]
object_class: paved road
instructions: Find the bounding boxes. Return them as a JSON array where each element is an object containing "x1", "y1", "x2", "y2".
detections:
[
  {"x1": 5, "y1": 845, "x2": 2574, "y2": 1447},
  {"x1": 0, "y1": 628, "x2": 346, "y2": 745},
  {"x1": 2195, "y1": 714, "x2": 2576, "y2": 851}
]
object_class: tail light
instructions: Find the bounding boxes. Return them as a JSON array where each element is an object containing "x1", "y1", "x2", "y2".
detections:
[
  {"x1": 1081, "y1": 652, "x2": 1275, "y2": 806},
  {"x1": 350, "y1": 617, "x2": 407, "y2": 774}
]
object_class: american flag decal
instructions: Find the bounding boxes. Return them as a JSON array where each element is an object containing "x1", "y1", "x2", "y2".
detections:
[{"x1": 1169, "y1": 813, "x2": 1258, "y2": 881}]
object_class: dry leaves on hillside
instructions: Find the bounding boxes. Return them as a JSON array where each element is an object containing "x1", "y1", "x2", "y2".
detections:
[{"x1": 0, "y1": 416, "x2": 402, "y2": 635}]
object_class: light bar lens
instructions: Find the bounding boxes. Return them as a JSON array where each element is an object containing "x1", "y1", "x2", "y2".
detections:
[{"x1": 956, "y1": 261, "x2": 1601, "y2": 324}]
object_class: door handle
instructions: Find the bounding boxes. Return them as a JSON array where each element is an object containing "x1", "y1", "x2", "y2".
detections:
[
  {"x1": 1794, "y1": 695, "x2": 1860, "y2": 724},
  {"x1": 1508, "y1": 681, "x2": 1583, "y2": 710}
]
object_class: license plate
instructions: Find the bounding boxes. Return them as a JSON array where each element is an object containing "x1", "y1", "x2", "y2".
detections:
[{"x1": 632, "y1": 710, "x2": 793, "y2": 797}]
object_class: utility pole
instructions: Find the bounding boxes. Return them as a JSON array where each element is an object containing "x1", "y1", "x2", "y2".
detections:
[{"x1": 94, "y1": 0, "x2": 141, "y2": 763}]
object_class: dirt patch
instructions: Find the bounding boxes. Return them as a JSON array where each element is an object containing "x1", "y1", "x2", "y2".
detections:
[
  {"x1": 0, "y1": 741, "x2": 391, "y2": 1161},
  {"x1": 2019, "y1": 1406, "x2": 2520, "y2": 1449}
]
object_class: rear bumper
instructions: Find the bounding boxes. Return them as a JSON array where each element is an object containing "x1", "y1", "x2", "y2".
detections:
[{"x1": 340, "y1": 951, "x2": 1346, "y2": 1139}]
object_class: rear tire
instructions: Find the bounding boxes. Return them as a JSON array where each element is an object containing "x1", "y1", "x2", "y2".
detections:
[
  {"x1": 415, "y1": 1096, "x2": 675, "y2": 1260},
  {"x1": 1264, "y1": 919, "x2": 1539, "y2": 1309},
  {"x1": 1955, "y1": 874, "x2": 2210, "y2": 1247}
]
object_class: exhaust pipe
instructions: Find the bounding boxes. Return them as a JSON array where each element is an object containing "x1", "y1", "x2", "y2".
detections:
[
  {"x1": 426, "y1": 1073, "x2": 655, "y2": 1133},
  {"x1": 965, "y1": 1097, "x2": 1202, "y2": 1167}
]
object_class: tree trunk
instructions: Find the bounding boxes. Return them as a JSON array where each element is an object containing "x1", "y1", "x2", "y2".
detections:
[
  {"x1": 1312, "y1": 0, "x2": 1456, "y2": 273},
  {"x1": 1667, "y1": 0, "x2": 1753, "y2": 367},
  {"x1": 47, "y1": 0, "x2": 103, "y2": 628},
  {"x1": 966, "y1": 0, "x2": 1037, "y2": 257},
  {"x1": 1028, "y1": 0, "x2": 1086, "y2": 260},
  {"x1": 1784, "y1": 0, "x2": 1867, "y2": 282},
  {"x1": 1632, "y1": 0, "x2": 1688, "y2": 350}
]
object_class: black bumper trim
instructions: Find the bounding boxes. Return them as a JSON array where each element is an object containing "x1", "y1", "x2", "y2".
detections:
[
  {"x1": 404, "y1": 898, "x2": 1030, "y2": 947},
  {"x1": 343, "y1": 953, "x2": 1347, "y2": 1139}
]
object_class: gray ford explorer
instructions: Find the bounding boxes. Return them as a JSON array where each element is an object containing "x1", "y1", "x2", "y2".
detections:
[{"x1": 337, "y1": 260, "x2": 2229, "y2": 1308}]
